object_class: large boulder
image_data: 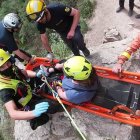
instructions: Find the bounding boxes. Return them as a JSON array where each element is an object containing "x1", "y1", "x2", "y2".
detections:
[
  {"x1": 14, "y1": 28, "x2": 140, "y2": 140},
  {"x1": 14, "y1": 112, "x2": 80, "y2": 140},
  {"x1": 102, "y1": 27, "x2": 122, "y2": 43}
]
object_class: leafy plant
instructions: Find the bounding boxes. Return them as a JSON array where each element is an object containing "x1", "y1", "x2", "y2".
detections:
[
  {"x1": 78, "y1": 0, "x2": 95, "y2": 19},
  {"x1": 0, "y1": 0, "x2": 95, "y2": 58}
]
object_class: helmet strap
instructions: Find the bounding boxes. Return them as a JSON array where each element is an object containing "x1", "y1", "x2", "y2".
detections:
[{"x1": 6, "y1": 28, "x2": 13, "y2": 32}]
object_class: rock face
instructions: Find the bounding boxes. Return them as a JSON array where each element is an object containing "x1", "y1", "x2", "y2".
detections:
[
  {"x1": 14, "y1": 28, "x2": 140, "y2": 140},
  {"x1": 102, "y1": 27, "x2": 122, "y2": 43},
  {"x1": 14, "y1": 113, "x2": 80, "y2": 140},
  {"x1": 88, "y1": 28, "x2": 140, "y2": 71}
]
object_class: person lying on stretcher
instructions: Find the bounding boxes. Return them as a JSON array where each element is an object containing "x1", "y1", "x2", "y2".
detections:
[{"x1": 39, "y1": 56, "x2": 100, "y2": 104}]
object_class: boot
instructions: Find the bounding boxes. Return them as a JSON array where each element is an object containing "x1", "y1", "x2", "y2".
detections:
[
  {"x1": 30, "y1": 114, "x2": 49, "y2": 130},
  {"x1": 128, "y1": 10, "x2": 133, "y2": 17},
  {"x1": 82, "y1": 48, "x2": 90, "y2": 57},
  {"x1": 116, "y1": 7, "x2": 124, "y2": 13},
  {"x1": 135, "y1": 14, "x2": 140, "y2": 19}
]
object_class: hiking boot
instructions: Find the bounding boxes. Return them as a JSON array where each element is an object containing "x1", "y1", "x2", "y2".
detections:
[
  {"x1": 82, "y1": 48, "x2": 90, "y2": 57},
  {"x1": 116, "y1": 7, "x2": 124, "y2": 13},
  {"x1": 30, "y1": 114, "x2": 49, "y2": 130},
  {"x1": 128, "y1": 10, "x2": 133, "y2": 17},
  {"x1": 135, "y1": 14, "x2": 140, "y2": 19}
]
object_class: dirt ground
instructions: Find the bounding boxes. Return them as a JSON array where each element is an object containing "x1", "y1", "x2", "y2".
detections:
[{"x1": 85, "y1": 0, "x2": 140, "y2": 47}]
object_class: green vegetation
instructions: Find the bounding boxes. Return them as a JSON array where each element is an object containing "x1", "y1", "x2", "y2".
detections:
[
  {"x1": 0, "y1": 0, "x2": 96, "y2": 139},
  {"x1": 0, "y1": 0, "x2": 96, "y2": 59}
]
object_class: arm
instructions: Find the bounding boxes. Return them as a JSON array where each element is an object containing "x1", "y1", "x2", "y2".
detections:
[
  {"x1": 6, "y1": 36, "x2": 32, "y2": 62},
  {"x1": 5, "y1": 100, "x2": 35, "y2": 120},
  {"x1": 118, "y1": 35, "x2": 140, "y2": 64},
  {"x1": 13, "y1": 49, "x2": 31, "y2": 62},
  {"x1": 113, "y1": 35, "x2": 140, "y2": 73},
  {"x1": 26, "y1": 69, "x2": 52, "y2": 78},
  {"x1": 25, "y1": 61, "x2": 65, "y2": 78},
  {"x1": 27, "y1": 64, "x2": 62, "y2": 79},
  {"x1": 40, "y1": 33, "x2": 52, "y2": 52},
  {"x1": 67, "y1": 8, "x2": 80, "y2": 39},
  {"x1": 56, "y1": 86, "x2": 68, "y2": 100},
  {"x1": 26, "y1": 70, "x2": 36, "y2": 78},
  {"x1": 54, "y1": 63, "x2": 64, "y2": 70}
]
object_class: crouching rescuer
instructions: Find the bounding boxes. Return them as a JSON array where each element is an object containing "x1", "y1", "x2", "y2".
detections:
[{"x1": 0, "y1": 49, "x2": 60, "y2": 130}]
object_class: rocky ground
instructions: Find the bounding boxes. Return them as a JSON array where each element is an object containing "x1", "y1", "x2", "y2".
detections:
[
  {"x1": 14, "y1": 0, "x2": 140, "y2": 140},
  {"x1": 85, "y1": 0, "x2": 140, "y2": 47}
]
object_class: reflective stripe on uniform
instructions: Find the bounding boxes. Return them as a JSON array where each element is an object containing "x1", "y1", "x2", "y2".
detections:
[{"x1": 0, "y1": 75, "x2": 32, "y2": 107}]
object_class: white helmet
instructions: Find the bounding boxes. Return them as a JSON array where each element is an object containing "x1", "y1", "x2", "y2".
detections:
[{"x1": 2, "y1": 13, "x2": 22, "y2": 30}]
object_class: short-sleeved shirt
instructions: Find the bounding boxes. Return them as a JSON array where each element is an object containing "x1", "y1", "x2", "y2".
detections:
[
  {"x1": 0, "y1": 69, "x2": 31, "y2": 108},
  {"x1": 62, "y1": 76, "x2": 98, "y2": 104},
  {"x1": 0, "y1": 88, "x2": 21, "y2": 107},
  {"x1": 0, "y1": 21, "x2": 18, "y2": 53},
  {"x1": 37, "y1": 3, "x2": 73, "y2": 34}
]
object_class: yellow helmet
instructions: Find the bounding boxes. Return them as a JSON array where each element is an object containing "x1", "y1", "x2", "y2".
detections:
[
  {"x1": 0, "y1": 49, "x2": 10, "y2": 67},
  {"x1": 26, "y1": 0, "x2": 46, "y2": 21},
  {"x1": 63, "y1": 56, "x2": 92, "y2": 80}
]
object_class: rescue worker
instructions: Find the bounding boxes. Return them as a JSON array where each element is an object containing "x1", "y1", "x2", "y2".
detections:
[
  {"x1": 0, "y1": 13, "x2": 33, "y2": 64},
  {"x1": 42, "y1": 56, "x2": 99, "y2": 104},
  {"x1": 26, "y1": 0, "x2": 90, "y2": 58},
  {"x1": 110, "y1": 35, "x2": 140, "y2": 116},
  {"x1": 112, "y1": 34, "x2": 140, "y2": 73},
  {"x1": 116, "y1": 0, "x2": 134, "y2": 17},
  {"x1": 0, "y1": 49, "x2": 59, "y2": 130}
]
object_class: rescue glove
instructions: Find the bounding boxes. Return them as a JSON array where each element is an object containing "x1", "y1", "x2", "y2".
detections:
[
  {"x1": 33, "y1": 102, "x2": 49, "y2": 117},
  {"x1": 46, "y1": 52, "x2": 54, "y2": 62},
  {"x1": 36, "y1": 65, "x2": 50, "y2": 78}
]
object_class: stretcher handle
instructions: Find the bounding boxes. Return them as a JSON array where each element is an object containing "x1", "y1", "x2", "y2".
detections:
[
  {"x1": 110, "y1": 105, "x2": 140, "y2": 119},
  {"x1": 110, "y1": 105, "x2": 135, "y2": 116}
]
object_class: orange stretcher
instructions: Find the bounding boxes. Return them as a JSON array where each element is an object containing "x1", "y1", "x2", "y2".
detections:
[{"x1": 26, "y1": 57, "x2": 140, "y2": 126}]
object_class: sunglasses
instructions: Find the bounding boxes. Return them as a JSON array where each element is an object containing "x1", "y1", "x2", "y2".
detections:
[{"x1": 27, "y1": 11, "x2": 45, "y2": 22}]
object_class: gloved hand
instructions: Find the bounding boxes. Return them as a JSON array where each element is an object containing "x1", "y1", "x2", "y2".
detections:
[
  {"x1": 36, "y1": 69, "x2": 45, "y2": 78},
  {"x1": 33, "y1": 102, "x2": 49, "y2": 117},
  {"x1": 52, "y1": 81, "x2": 62, "y2": 91},
  {"x1": 46, "y1": 52, "x2": 54, "y2": 62},
  {"x1": 112, "y1": 63, "x2": 123, "y2": 74},
  {"x1": 53, "y1": 81, "x2": 62, "y2": 87},
  {"x1": 36, "y1": 65, "x2": 50, "y2": 78}
]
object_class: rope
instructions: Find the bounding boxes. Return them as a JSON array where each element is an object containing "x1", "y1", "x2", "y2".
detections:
[{"x1": 41, "y1": 76, "x2": 87, "y2": 140}]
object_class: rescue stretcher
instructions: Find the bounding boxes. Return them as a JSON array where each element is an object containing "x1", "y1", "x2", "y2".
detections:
[{"x1": 26, "y1": 57, "x2": 140, "y2": 126}]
